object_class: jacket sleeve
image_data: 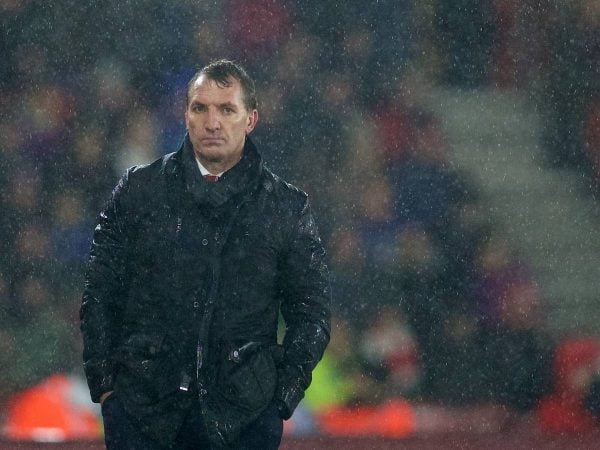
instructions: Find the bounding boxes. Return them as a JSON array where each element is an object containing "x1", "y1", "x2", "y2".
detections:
[
  {"x1": 276, "y1": 196, "x2": 331, "y2": 419},
  {"x1": 80, "y1": 170, "x2": 134, "y2": 403}
]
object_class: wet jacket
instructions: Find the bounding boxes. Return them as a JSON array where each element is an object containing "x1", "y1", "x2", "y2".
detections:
[{"x1": 80, "y1": 136, "x2": 331, "y2": 447}]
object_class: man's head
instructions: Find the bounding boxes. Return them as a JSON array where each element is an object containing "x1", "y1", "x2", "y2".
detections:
[
  {"x1": 185, "y1": 60, "x2": 258, "y2": 173},
  {"x1": 186, "y1": 60, "x2": 257, "y2": 111}
]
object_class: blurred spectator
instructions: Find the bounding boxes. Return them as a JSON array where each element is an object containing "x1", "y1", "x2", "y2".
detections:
[
  {"x1": 156, "y1": 69, "x2": 195, "y2": 153},
  {"x1": 357, "y1": 176, "x2": 398, "y2": 272},
  {"x1": 223, "y1": 0, "x2": 294, "y2": 74},
  {"x1": 438, "y1": 180, "x2": 488, "y2": 311},
  {"x1": 477, "y1": 325, "x2": 552, "y2": 412},
  {"x1": 359, "y1": 306, "x2": 421, "y2": 399},
  {"x1": 372, "y1": 96, "x2": 416, "y2": 166},
  {"x1": 488, "y1": 0, "x2": 549, "y2": 89},
  {"x1": 49, "y1": 189, "x2": 93, "y2": 271},
  {"x1": 21, "y1": 85, "x2": 75, "y2": 163},
  {"x1": 472, "y1": 235, "x2": 553, "y2": 411},
  {"x1": 58, "y1": 127, "x2": 115, "y2": 210},
  {"x1": 435, "y1": 0, "x2": 497, "y2": 87},
  {"x1": 537, "y1": 337, "x2": 600, "y2": 433},
  {"x1": 388, "y1": 112, "x2": 465, "y2": 232},
  {"x1": 540, "y1": 0, "x2": 599, "y2": 169},
  {"x1": 584, "y1": 355, "x2": 600, "y2": 423},
  {"x1": 303, "y1": 318, "x2": 371, "y2": 412},
  {"x1": 113, "y1": 106, "x2": 161, "y2": 176},
  {"x1": 473, "y1": 235, "x2": 528, "y2": 327},
  {"x1": 584, "y1": 98, "x2": 600, "y2": 190},
  {"x1": 328, "y1": 225, "x2": 367, "y2": 325},
  {"x1": 393, "y1": 224, "x2": 474, "y2": 402}
]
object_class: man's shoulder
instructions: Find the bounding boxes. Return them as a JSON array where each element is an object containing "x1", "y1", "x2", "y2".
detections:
[
  {"x1": 126, "y1": 151, "x2": 177, "y2": 181},
  {"x1": 115, "y1": 152, "x2": 179, "y2": 204},
  {"x1": 262, "y1": 166, "x2": 308, "y2": 207},
  {"x1": 118, "y1": 151, "x2": 178, "y2": 191}
]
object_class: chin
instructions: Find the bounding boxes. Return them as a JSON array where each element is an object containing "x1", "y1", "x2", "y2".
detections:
[
  {"x1": 196, "y1": 147, "x2": 224, "y2": 159},
  {"x1": 205, "y1": 155, "x2": 225, "y2": 163}
]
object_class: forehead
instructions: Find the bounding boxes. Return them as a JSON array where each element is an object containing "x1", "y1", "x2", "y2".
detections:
[{"x1": 189, "y1": 75, "x2": 245, "y2": 105}]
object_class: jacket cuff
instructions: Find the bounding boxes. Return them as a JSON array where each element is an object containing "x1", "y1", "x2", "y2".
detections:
[
  {"x1": 89, "y1": 372, "x2": 115, "y2": 403},
  {"x1": 275, "y1": 377, "x2": 305, "y2": 420}
]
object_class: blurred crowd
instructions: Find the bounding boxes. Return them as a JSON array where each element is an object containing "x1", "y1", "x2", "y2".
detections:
[
  {"x1": 1, "y1": 0, "x2": 600, "y2": 435},
  {"x1": 540, "y1": 0, "x2": 600, "y2": 188}
]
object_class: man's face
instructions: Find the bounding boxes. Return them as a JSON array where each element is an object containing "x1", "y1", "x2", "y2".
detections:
[{"x1": 185, "y1": 75, "x2": 258, "y2": 171}]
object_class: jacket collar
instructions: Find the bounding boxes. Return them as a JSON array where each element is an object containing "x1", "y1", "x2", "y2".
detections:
[{"x1": 169, "y1": 134, "x2": 264, "y2": 208}]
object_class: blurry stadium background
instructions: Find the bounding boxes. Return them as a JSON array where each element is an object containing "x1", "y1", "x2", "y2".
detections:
[{"x1": 1, "y1": 0, "x2": 600, "y2": 447}]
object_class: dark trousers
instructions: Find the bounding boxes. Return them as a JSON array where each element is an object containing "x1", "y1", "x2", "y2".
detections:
[{"x1": 101, "y1": 393, "x2": 283, "y2": 450}]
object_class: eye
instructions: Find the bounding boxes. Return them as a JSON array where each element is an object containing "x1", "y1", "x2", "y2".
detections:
[{"x1": 222, "y1": 106, "x2": 235, "y2": 114}]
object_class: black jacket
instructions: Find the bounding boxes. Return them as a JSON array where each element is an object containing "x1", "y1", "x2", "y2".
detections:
[{"x1": 80, "y1": 136, "x2": 331, "y2": 447}]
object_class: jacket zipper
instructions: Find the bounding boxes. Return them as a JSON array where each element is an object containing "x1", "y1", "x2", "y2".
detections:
[{"x1": 195, "y1": 197, "x2": 252, "y2": 401}]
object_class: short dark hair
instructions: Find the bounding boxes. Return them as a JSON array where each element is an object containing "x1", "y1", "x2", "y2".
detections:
[{"x1": 186, "y1": 59, "x2": 257, "y2": 111}]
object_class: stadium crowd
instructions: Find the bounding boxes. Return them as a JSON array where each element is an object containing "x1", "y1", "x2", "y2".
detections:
[{"x1": 1, "y1": 0, "x2": 599, "y2": 437}]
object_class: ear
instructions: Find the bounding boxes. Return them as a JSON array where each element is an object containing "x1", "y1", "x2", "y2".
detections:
[
  {"x1": 245, "y1": 109, "x2": 259, "y2": 135},
  {"x1": 184, "y1": 109, "x2": 190, "y2": 130}
]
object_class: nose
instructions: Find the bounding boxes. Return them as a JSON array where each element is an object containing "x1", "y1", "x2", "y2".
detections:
[{"x1": 205, "y1": 107, "x2": 220, "y2": 131}]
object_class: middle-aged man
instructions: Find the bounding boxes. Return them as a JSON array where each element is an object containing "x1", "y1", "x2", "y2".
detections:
[{"x1": 80, "y1": 59, "x2": 331, "y2": 449}]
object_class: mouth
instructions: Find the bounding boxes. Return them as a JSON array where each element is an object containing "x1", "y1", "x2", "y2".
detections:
[{"x1": 201, "y1": 137, "x2": 225, "y2": 146}]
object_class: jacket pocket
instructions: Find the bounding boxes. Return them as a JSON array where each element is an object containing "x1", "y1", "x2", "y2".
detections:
[
  {"x1": 119, "y1": 332, "x2": 166, "y2": 357},
  {"x1": 219, "y1": 346, "x2": 277, "y2": 413},
  {"x1": 115, "y1": 332, "x2": 179, "y2": 404}
]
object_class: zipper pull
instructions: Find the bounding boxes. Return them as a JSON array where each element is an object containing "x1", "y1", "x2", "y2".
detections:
[
  {"x1": 179, "y1": 372, "x2": 191, "y2": 392},
  {"x1": 176, "y1": 217, "x2": 182, "y2": 235}
]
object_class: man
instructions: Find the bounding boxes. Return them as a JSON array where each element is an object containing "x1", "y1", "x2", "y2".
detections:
[{"x1": 80, "y1": 60, "x2": 331, "y2": 449}]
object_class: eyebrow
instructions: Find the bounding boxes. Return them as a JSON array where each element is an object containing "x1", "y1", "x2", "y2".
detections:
[
  {"x1": 190, "y1": 101, "x2": 238, "y2": 109},
  {"x1": 219, "y1": 102, "x2": 237, "y2": 109}
]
